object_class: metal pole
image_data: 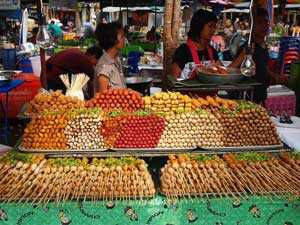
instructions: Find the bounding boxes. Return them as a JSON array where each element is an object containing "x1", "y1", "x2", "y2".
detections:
[
  {"x1": 154, "y1": 0, "x2": 157, "y2": 28},
  {"x1": 37, "y1": 0, "x2": 47, "y2": 89},
  {"x1": 127, "y1": 0, "x2": 129, "y2": 26}
]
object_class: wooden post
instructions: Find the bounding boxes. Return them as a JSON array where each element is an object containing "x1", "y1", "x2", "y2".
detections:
[{"x1": 162, "y1": 0, "x2": 181, "y2": 89}]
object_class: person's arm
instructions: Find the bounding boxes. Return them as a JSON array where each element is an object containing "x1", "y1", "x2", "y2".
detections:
[
  {"x1": 97, "y1": 75, "x2": 110, "y2": 93},
  {"x1": 171, "y1": 45, "x2": 186, "y2": 79},
  {"x1": 229, "y1": 48, "x2": 245, "y2": 68},
  {"x1": 171, "y1": 63, "x2": 182, "y2": 79}
]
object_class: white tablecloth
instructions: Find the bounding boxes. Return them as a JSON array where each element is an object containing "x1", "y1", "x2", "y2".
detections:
[{"x1": 276, "y1": 126, "x2": 300, "y2": 151}]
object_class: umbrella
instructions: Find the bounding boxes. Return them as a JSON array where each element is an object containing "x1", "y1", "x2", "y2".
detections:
[{"x1": 19, "y1": 8, "x2": 28, "y2": 48}]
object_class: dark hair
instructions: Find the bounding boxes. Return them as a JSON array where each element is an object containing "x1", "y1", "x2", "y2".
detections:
[
  {"x1": 187, "y1": 9, "x2": 217, "y2": 41},
  {"x1": 86, "y1": 46, "x2": 103, "y2": 60},
  {"x1": 254, "y1": 7, "x2": 269, "y2": 20},
  {"x1": 95, "y1": 22, "x2": 123, "y2": 51}
]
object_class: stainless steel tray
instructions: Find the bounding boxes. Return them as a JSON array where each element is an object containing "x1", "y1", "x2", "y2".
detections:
[
  {"x1": 199, "y1": 144, "x2": 284, "y2": 152},
  {"x1": 111, "y1": 147, "x2": 197, "y2": 152},
  {"x1": 18, "y1": 146, "x2": 108, "y2": 153}
]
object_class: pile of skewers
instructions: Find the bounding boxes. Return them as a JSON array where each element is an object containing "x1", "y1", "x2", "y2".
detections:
[
  {"x1": 195, "y1": 101, "x2": 281, "y2": 148},
  {"x1": 157, "y1": 112, "x2": 198, "y2": 148},
  {"x1": 65, "y1": 108, "x2": 106, "y2": 150},
  {"x1": 160, "y1": 152, "x2": 300, "y2": 199},
  {"x1": 22, "y1": 112, "x2": 70, "y2": 150},
  {"x1": 25, "y1": 90, "x2": 85, "y2": 117},
  {"x1": 0, "y1": 152, "x2": 155, "y2": 203}
]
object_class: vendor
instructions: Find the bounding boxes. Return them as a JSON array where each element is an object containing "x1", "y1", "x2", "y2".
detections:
[
  {"x1": 94, "y1": 22, "x2": 126, "y2": 93},
  {"x1": 45, "y1": 46, "x2": 103, "y2": 99},
  {"x1": 231, "y1": 8, "x2": 271, "y2": 104},
  {"x1": 172, "y1": 9, "x2": 219, "y2": 78},
  {"x1": 146, "y1": 26, "x2": 161, "y2": 42}
]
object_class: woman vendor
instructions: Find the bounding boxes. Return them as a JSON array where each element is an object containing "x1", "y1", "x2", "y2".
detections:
[
  {"x1": 172, "y1": 9, "x2": 219, "y2": 79},
  {"x1": 94, "y1": 22, "x2": 126, "y2": 93}
]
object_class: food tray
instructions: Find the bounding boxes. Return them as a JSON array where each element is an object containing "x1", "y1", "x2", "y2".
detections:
[
  {"x1": 160, "y1": 190, "x2": 292, "y2": 198},
  {"x1": 18, "y1": 146, "x2": 108, "y2": 154},
  {"x1": 199, "y1": 144, "x2": 284, "y2": 152},
  {"x1": 111, "y1": 147, "x2": 197, "y2": 152},
  {"x1": 0, "y1": 194, "x2": 155, "y2": 202}
]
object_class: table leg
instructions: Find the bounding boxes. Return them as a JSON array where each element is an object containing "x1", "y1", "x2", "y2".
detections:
[
  {"x1": 4, "y1": 92, "x2": 8, "y2": 131},
  {"x1": 250, "y1": 88, "x2": 254, "y2": 101},
  {"x1": 0, "y1": 93, "x2": 8, "y2": 144},
  {"x1": 243, "y1": 90, "x2": 247, "y2": 100}
]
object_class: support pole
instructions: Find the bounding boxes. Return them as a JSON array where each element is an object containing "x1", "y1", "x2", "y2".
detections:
[{"x1": 37, "y1": 0, "x2": 47, "y2": 89}]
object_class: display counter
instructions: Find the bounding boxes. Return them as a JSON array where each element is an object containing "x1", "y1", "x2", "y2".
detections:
[{"x1": 1, "y1": 88, "x2": 299, "y2": 225}]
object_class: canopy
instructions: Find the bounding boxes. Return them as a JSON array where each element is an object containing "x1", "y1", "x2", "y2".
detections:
[
  {"x1": 234, "y1": 2, "x2": 300, "y2": 8},
  {"x1": 222, "y1": 8, "x2": 249, "y2": 13}
]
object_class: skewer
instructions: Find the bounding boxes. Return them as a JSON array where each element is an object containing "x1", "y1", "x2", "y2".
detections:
[
  {"x1": 255, "y1": 163, "x2": 294, "y2": 196},
  {"x1": 84, "y1": 166, "x2": 97, "y2": 203},
  {"x1": 247, "y1": 164, "x2": 277, "y2": 200},
  {"x1": 215, "y1": 164, "x2": 248, "y2": 200},
  {"x1": 62, "y1": 171, "x2": 76, "y2": 202},
  {"x1": 265, "y1": 162, "x2": 300, "y2": 194}
]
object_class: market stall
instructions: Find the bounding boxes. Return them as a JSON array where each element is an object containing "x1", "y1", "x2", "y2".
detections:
[{"x1": 1, "y1": 1, "x2": 300, "y2": 225}]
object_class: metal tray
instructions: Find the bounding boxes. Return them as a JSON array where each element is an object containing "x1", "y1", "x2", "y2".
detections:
[
  {"x1": 111, "y1": 147, "x2": 197, "y2": 152},
  {"x1": 199, "y1": 144, "x2": 284, "y2": 152},
  {"x1": 160, "y1": 190, "x2": 292, "y2": 198},
  {"x1": 18, "y1": 146, "x2": 108, "y2": 153},
  {"x1": 0, "y1": 194, "x2": 155, "y2": 202}
]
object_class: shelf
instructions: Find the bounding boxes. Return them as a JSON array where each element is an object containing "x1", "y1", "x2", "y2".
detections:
[{"x1": 17, "y1": 144, "x2": 289, "y2": 158}]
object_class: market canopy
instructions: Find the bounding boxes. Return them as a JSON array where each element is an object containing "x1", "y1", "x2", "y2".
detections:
[
  {"x1": 221, "y1": 8, "x2": 249, "y2": 13},
  {"x1": 234, "y1": 1, "x2": 300, "y2": 8}
]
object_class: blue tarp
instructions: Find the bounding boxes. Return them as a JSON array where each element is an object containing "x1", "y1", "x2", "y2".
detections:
[{"x1": 0, "y1": 10, "x2": 22, "y2": 20}]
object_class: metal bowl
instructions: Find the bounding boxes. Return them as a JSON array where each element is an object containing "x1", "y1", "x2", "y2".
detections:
[
  {"x1": 197, "y1": 67, "x2": 245, "y2": 84},
  {"x1": 125, "y1": 77, "x2": 153, "y2": 84},
  {"x1": 125, "y1": 77, "x2": 153, "y2": 95}
]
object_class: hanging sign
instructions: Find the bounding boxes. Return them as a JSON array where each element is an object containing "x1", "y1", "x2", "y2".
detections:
[
  {"x1": 0, "y1": 0, "x2": 20, "y2": 10},
  {"x1": 49, "y1": 0, "x2": 78, "y2": 9}
]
